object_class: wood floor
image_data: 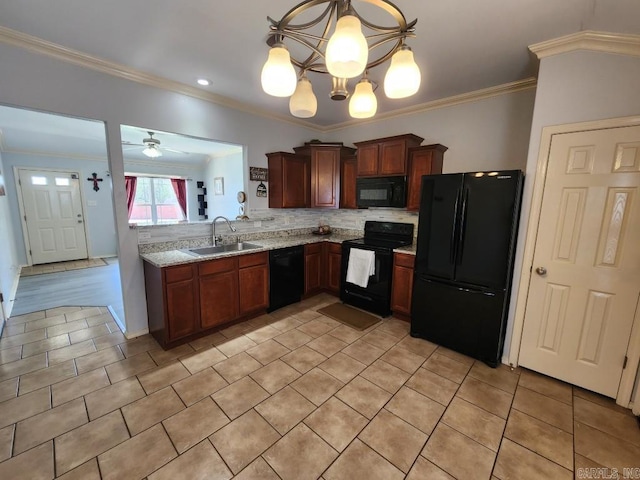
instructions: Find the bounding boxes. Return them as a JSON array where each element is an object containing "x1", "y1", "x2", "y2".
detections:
[{"x1": 11, "y1": 258, "x2": 124, "y2": 322}]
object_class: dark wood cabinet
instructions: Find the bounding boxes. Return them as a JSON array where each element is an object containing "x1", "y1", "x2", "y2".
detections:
[
  {"x1": 199, "y1": 258, "x2": 239, "y2": 330},
  {"x1": 304, "y1": 243, "x2": 322, "y2": 295},
  {"x1": 325, "y1": 242, "x2": 342, "y2": 294},
  {"x1": 294, "y1": 143, "x2": 356, "y2": 209},
  {"x1": 238, "y1": 252, "x2": 269, "y2": 315},
  {"x1": 406, "y1": 144, "x2": 447, "y2": 211},
  {"x1": 164, "y1": 265, "x2": 199, "y2": 340},
  {"x1": 144, "y1": 252, "x2": 269, "y2": 349},
  {"x1": 267, "y1": 152, "x2": 309, "y2": 208},
  {"x1": 391, "y1": 252, "x2": 415, "y2": 319},
  {"x1": 340, "y1": 154, "x2": 357, "y2": 209},
  {"x1": 354, "y1": 134, "x2": 423, "y2": 177}
]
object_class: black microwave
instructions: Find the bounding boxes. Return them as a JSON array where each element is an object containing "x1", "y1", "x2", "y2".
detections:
[{"x1": 356, "y1": 176, "x2": 407, "y2": 208}]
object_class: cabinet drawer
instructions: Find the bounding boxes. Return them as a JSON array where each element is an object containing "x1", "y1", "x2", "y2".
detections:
[
  {"x1": 394, "y1": 252, "x2": 415, "y2": 268},
  {"x1": 238, "y1": 251, "x2": 268, "y2": 269},
  {"x1": 305, "y1": 243, "x2": 322, "y2": 255},
  {"x1": 327, "y1": 242, "x2": 342, "y2": 254},
  {"x1": 165, "y1": 264, "x2": 194, "y2": 283},
  {"x1": 198, "y1": 257, "x2": 237, "y2": 276}
]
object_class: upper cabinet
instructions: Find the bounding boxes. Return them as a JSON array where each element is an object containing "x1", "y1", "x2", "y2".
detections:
[
  {"x1": 406, "y1": 144, "x2": 448, "y2": 211},
  {"x1": 340, "y1": 154, "x2": 358, "y2": 209},
  {"x1": 354, "y1": 134, "x2": 424, "y2": 177},
  {"x1": 267, "y1": 151, "x2": 309, "y2": 208}
]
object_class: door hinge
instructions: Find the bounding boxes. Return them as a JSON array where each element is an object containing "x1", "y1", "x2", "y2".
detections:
[
  {"x1": 24, "y1": 215, "x2": 27, "y2": 221},
  {"x1": 29, "y1": 250, "x2": 32, "y2": 256},
  {"x1": 623, "y1": 356, "x2": 628, "y2": 369},
  {"x1": 18, "y1": 178, "x2": 21, "y2": 186},
  {"x1": 0, "y1": 293, "x2": 3, "y2": 303}
]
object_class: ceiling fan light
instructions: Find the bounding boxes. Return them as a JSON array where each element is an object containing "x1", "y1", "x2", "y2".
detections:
[
  {"x1": 142, "y1": 145, "x2": 162, "y2": 158},
  {"x1": 289, "y1": 76, "x2": 317, "y2": 118},
  {"x1": 384, "y1": 45, "x2": 421, "y2": 99},
  {"x1": 325, "y1": 14, "x2": 368, "y2": 79},
  {"x1": 349, "y1": 78, "x2": 377, "y2": 119},
  {"x1": 261, "y1": 44, "x2": 297, "y2": 97}
]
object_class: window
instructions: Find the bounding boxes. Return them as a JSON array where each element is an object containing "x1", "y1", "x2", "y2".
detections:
[
  {"x1": 55, "y1": 177, "x2": 70, "y2": 186},
  {"x1": 31, "y1": 176, "x2": 47, "y2": 185},
  {"x1": 129, "y1": 177, "x2": 186, "y2": 225}
]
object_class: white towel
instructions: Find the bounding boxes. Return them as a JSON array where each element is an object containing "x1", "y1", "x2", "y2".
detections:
[{"x1": 346, "y1": 248, "x2": 376, "y2": 288}]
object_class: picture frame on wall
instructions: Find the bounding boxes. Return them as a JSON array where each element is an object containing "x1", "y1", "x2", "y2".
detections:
[
  {"x1": 0, "y1": 169, "x2": 6, "y2": 196},
  {"x1": 214, "y1": 177, "x2": 224, "y2": 195}
]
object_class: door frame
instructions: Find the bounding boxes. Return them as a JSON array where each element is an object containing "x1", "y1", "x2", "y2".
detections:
[
  {"x1": 509, "y1": 115, "x2": 640, "y2": 412},
  {"x1": 14, "y1": 166, "x2": 90, "y2": 266}
]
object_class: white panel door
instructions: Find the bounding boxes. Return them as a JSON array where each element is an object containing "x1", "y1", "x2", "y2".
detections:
[
  {"x1": 19, "y1": 169, "x2": 88, "y2": 265},
  {"x1": 519, "y1": 126, "x2": 640, "y2": 398}
]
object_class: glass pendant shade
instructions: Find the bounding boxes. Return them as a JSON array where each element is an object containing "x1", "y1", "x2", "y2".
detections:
[
  {"x1": 325, "y1": 14, "x2": 368, "y2": 79},
  {"x1": 261, "y1": 45, "x2": 297, "y2": 97},
  {"x1": 142, "y1": 145, "x2": 162, "y2": 158},
  {"x1": 384, "y1": 46, "x2": 421, "y2": 99},
  {"x1": 349, "y1": 79, "x2": 377, "y2": 119},
  {"x1": 289, "y1": 76, "x2": 318, "y2": 118}
]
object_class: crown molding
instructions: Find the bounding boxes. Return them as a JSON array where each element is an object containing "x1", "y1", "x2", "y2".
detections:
[
  {"x1": 0, "y1": 26, "x2": 318, "y2": 131},
  {"x1": 322, "y1": 78, "x2": 537, "y2": 133},
  {"x1": 1, "y1": 147, "x2": 109, "y2": 163},
  {"x1": 530, "y1": 31, "x2": 640, "y2": 59},
  {"x1": 0, "y1": 25, "x2": 537, "y2": 134}
]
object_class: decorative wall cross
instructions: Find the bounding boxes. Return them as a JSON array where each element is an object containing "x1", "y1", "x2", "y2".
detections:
[{"x1": 87, "y1": 172, "x2": 103, "y2": 191}]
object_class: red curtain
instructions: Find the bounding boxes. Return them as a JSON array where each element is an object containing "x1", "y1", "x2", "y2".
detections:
[
  {"x1": 171, "y1": 178, "x2": 187, "y2": 218},
  {"x1": 125, "y1": 176, "x2": 137, "y2": 220}
]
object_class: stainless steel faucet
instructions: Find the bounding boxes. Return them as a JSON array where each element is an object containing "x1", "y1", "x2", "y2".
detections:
[{"x1": 212, "y1": 216, "x2": 237, "y2": 246}]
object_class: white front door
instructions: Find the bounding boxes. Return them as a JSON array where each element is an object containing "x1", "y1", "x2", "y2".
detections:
[
  {"x1": 518, "y1": 125, "x2": 640, "y2": 398},
  {"x1": 18, "y1": 169, "x2": 88, "y2": 265}
]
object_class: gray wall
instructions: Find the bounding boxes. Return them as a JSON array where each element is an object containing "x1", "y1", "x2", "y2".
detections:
[{"x1": 0, "y1": 150, "x2": 21, "y2": 320}]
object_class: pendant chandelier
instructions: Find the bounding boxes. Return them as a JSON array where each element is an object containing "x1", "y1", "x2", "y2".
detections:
[{"x1": 261, "y1": 0, "x2": 420, "y2": 119}]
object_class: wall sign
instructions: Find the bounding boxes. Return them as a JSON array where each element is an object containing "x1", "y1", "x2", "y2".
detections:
[
  {"x1": 250, "y1": 167, "x2": 268, "y2": 182},
  {"x1": 256, "y1": 182, "x2": 267, "y2": 197}
]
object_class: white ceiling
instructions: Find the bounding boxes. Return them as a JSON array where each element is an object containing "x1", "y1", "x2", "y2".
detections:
[
  {"x1": 0, "y1": 105, "x2": 242, "y2": 167},
  {"x1": 0, "y1": 0, "x2": 638, "y2": 128}
]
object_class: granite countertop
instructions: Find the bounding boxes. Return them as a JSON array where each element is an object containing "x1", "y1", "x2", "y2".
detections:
[
  {"x1": 141, "y1": 233, "x2": 359, "y2": 268},
  {"x1": 394, "y1": 244, "x2": 417, "y2": 255}
]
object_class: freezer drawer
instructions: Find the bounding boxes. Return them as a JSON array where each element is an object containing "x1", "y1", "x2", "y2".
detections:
[{"x1": 410, "y1": 277, "x2": 507, "y2": 367}]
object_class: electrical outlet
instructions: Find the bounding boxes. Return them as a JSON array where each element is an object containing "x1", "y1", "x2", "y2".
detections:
[
  {"x1": 138, "y1": 231, "x2": 151, "y2": 240},
  {"x1": 254, "y1": 221, "x2": 262, "y2": 227},
  {"x1": 87, "y1": 200, "x2": 97, "y2": 207}
]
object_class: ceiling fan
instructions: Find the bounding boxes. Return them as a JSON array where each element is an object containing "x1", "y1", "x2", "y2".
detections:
[{"x1": 122, "y1": 131, "x2": 188, "y2": 158}]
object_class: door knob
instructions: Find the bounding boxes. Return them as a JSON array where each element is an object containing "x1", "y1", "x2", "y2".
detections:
[{"x1": 535, "y1": 267, "x2": 547, "y2": 276}]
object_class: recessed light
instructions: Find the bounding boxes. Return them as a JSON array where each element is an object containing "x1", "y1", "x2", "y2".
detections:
[{"x1": 196, "y1": 78, "x2": 211, "y2": 86}]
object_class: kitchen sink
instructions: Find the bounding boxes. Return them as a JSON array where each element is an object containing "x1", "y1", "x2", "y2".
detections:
[{"x1": 183, "y1": 242, "x2": 261, "y2": 256}]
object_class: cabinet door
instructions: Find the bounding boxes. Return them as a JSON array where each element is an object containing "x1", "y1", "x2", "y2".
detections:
[
  {"x1": 379, "y1": 139, "x2": 408, "y2": 176},
  {"x1": 327, "y1": 251, "x2": 342, "y2": 294},
  {"x1": 391, "y1": 254, "x2": 414, "y2": 316},
  {"x1": 311, "y1": 148, "x2": 339, "y2": 208},
  {"x1": 239, "y1": 264, "x2": 269, "y2": 315},
  {"x1": 305, "y1": 244, "x2": 322, "y2": 294},
  {"x1": 200, "y1": 270, "x2": 239, "y2": 329},
  {"x1": 166, "y1": 279, "x2": 198, "y2": 340},
  {"x1": 406, "y1": 145, "x2": 446, "y2": 211},
  {"x1": 283, "y1": 155, "x2": 309, "y2": 208},
  {"x1": 357, "y1": 143, "x2": 380, "y2": 176},
  {"x1": 340, "y1": 155, "x2": 357, "y2": 209}
]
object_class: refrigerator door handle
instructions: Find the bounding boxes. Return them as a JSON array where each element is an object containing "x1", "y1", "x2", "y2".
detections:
[
  {"x1": 450, "y1": 189, "x2": 462, "y2": 264},
  {"x1": 456, "y1": 187, "x2": 469, "y2": 265},
  {"x1": 456, "y1": 286, "x2": 496, "y2": 296}
]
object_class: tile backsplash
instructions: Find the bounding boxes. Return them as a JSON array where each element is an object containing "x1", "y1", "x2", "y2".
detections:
[{"x1": 137, "y1": 208, "x2": 419, "y2": 253}]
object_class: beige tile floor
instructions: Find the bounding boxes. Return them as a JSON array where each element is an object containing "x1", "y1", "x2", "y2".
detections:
[{"x1": 1, "y1": 294, "x2": 639, "y2": 479}]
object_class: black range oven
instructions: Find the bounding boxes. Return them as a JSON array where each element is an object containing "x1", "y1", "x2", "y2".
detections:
[{"x1": 340, "y1": 221, "x2": 414, "y2": 317}]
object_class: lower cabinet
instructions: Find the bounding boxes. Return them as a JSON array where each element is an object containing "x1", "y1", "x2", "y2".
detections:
[
  {"x1": 391, "y1": 252, "x2": 415, "y2": 319},
  {"x1": 238, "y1": 253, "x2": 269, "y2": 315},
  {"x1": 304, "y1": 243, "x2": 322, "y2": 295},
  {"x1": 199, "y1": 257, "x2": 239, "y2": 330},
  {"x1": 304, "y1": 242, "x2": 342, "y2": 296},
  {"x1": 144, "y1": 251, "x2": 269, "y2": 348},
  {"x1": 326, "y1": 242, "x2": 342, "y2": 295}
]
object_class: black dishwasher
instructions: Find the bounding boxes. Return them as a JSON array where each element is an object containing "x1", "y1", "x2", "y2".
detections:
[{"x1": 268, "y1": 245, "x2": 304, "y2": 312}]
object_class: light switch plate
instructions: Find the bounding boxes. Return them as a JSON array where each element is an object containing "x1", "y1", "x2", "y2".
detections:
[{"x1": 87, "y1": 200, "x2": 97, "y2": 206}]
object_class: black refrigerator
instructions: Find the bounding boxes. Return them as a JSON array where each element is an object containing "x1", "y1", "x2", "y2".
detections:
[{"x1": 410, "y1": 170, "x2": 523, "y2": 367}]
